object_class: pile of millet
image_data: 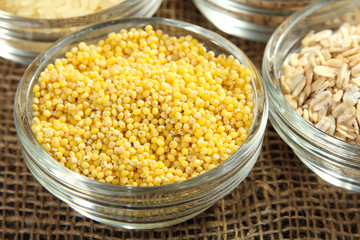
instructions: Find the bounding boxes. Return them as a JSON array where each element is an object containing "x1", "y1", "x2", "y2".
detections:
[{"x1": 31, "y1": 25, "x2": 254, "y2": 186}]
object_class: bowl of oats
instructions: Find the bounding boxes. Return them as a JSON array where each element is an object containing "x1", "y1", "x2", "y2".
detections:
[
  {"x1": 263, "y1": 0, "x2": 360, "y2": 192},
  {"x1": 0, "y1": 0, "x2": 162, "y2": 64}
]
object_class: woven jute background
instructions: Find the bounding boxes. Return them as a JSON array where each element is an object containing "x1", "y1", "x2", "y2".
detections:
[{"x1": 1, "y1": 0, "x2": 359, "y2": 239}]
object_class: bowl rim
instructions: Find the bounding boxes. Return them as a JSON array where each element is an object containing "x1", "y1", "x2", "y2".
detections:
[
  {"x1": 0, "y1": 0, "x2": 159, "y2": 28},
  {"x1": 202, "y1": 0, "x2": 317, "y2": 5},
  {"x1": 263, "y1": 0, "x2": 360, "y2": 159},
  {"x1": 15, "y1": 17, "x2": 268, "y2": 195},
  {"x1": 195, "y1": 0, "x2": 318, "y2": 14}
]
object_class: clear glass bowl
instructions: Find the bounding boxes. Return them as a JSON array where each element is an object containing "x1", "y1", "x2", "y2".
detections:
[
  {"x1": 263, "y1": 0, "x2": 360, "y2": 192},
  {"x1": 14, "y1": 17, "x2": 269, "y2": 229},
  {"x1": 192, "y1": 0, "x2": 317, "y2": 42},
  {"x1": 0, "y1": 0, "x2": 162, "y2": 64}
]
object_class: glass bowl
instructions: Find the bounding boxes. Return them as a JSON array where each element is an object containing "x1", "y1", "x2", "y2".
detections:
[
  {"x1": 0, "y1": 0, "x2": 162, "y2": 65},
  {"x1": 263, "y1": 0, "x2": 360, "y2": 192},
  {"x1": 192, "y1": 0, "x2": 317, "y2": 42},
  {"x1": 14, "y1": 17, "x2": 268, "y2": 229}
]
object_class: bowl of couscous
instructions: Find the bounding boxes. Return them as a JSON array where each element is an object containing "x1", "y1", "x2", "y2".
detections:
[
  {"x1": 14, "y1": 17, "x2": 268, "y2": 229},
  {"x1": 263, "y1": 0, "x2": 360, "y2": 192},
  {"x1": 0, "y1": 0, "x2": 162, "y2": 64}
]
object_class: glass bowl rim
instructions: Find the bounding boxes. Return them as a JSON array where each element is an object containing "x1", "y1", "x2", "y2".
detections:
[
  {"x1": 196, "y1": 0, "x2": 319, "y2": 17},
  {"x1": 222, "y1": 0, "x2": 316, "y2": 3}
]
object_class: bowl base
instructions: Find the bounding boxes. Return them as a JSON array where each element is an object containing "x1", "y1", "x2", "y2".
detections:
[
  {"x1": 0, "y1": 39, "x2": 39, "y2": 64},
  {"x1": 69, "y1": 205, "x2": 207, "y2": 230},
  {"x1": 298, "y1": 153, "x2": 360, "y2": 193}
]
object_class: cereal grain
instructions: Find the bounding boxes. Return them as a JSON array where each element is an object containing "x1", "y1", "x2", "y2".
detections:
[{"x1": 281, "y1": 23, "x2": 360, "y2": 144}]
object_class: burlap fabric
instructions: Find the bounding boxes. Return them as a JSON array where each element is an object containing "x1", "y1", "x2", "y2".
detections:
[{"x1": 1, "y1": 0, "x2": 359, "y2": 239}]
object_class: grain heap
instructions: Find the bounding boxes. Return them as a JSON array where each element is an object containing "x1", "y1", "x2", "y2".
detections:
[
  {"x1": 281, "y1": 23, "x2": 360, "y2": 144},
  {"x1": 30, "y1": 25, "x2": 255, "y2": 186}
]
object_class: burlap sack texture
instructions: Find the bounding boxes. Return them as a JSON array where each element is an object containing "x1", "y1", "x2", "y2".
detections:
[{"x1": 0, "y1": 0, "x2": 359, "y2": 239}]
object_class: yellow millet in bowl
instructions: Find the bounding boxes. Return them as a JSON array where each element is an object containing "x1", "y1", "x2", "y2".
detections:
[{"x1": 30, "y1": 25, "x2": 254, "y2": 186}]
